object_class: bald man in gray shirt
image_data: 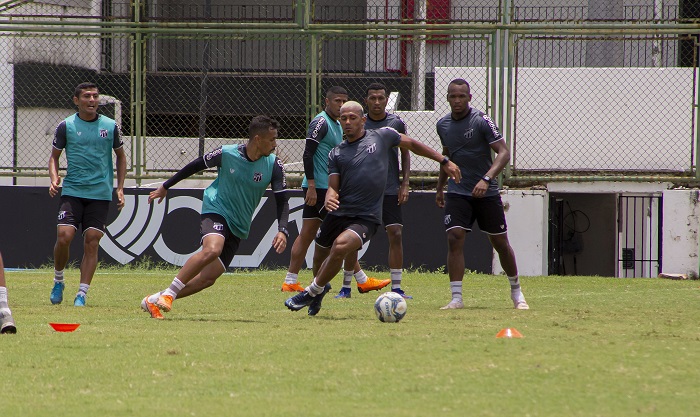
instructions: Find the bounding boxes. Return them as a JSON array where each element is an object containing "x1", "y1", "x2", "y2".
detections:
[{"x1": 285, "y1": 101, "x2": 461, "y2": 316}]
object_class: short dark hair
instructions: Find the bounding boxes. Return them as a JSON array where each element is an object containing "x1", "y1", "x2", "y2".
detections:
[
  {"x1": 249, "y1": 115, "x2": 280, "y2": 139},
  {"x1": 326, "y1": 86, "x2": 348, "y2": 98},
  {"x1": 448, "y1": 78, "x2": 470, "y2": 90},
  {"x1": 74, "y1": 82, "x2": 99, "y2": 98},
  {"x1": 365, "y1": 82, "x2": 388, "y2": 97}
]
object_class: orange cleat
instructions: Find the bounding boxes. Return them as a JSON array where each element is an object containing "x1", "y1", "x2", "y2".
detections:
[
  {"x1": 141, "y1": 296, "x2": 164, "y2": 319},
  {"x1": 156, "y1": 294, "x2": 174, "y2": 312},
  {"x1": 281, "y1": 282, "x2": 306, "y2": 292},
  {"x1": 357, "y1": 277, "x2": 391, "y2": 294}
]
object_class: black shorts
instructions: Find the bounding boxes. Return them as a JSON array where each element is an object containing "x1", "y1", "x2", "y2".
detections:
[
  {"x1": 301, "y1": 187, "x2": 328, "y2": 221},
  {"x1": 382, "y1": 194, "x2": 403, "y2": 228},
  {"x1": 444, "y1": 194, "x2": 508, "y2": 235},
  {"x1": 315, "y1": 214, "x2": 379, "y2": 249},
  {"x1": 57, "y1": 195, "x2": 110, "y2": 235},
  {"x1": 200, "y1": 213, "x2": 241, "y2": 267}
]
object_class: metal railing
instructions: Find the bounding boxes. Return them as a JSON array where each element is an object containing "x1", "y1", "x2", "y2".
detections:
[{"x1": 1, "y1": 0, "x2": 699, "y2": 185}]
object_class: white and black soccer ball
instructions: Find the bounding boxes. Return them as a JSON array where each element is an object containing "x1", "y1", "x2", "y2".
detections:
[{"x1": 374, "y1": 292, "x2": 407, "y2": 323}]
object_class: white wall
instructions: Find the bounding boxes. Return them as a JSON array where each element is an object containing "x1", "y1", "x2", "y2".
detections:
[
  {"x1": 493, "y1": 189, "x2": 549, "y2": 276},
  {"x1": 661, "y1": 189, "x2": 700, "y2": 278}
]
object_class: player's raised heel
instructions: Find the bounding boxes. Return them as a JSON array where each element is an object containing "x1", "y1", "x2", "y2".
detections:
[
  {"x1": 141, "y1": 296, "x2": 164, "y2": 319},
  {"x1": 156, "y1": 294, "x2": 174, "y2": 312},
  {"x1": 308, "y1": 283, "x2": 331, "y2": 316},
  {"x1": 50, "y1": 281, "x2": 65, "y2": 305},
  {"x1": 357, "y1": 277, "x2": 390, "y2": 294}
]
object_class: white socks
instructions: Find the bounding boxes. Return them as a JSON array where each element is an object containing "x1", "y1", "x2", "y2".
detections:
[
  {"x1": 163, "y1": 278, "x2": 185, "y2": 299},
  {"x1": 450, "y1": 281, "x2": 463, "y2": 302},
  {"x1": 390, "y1": 269, "x2": 402, "y2": 290},
  {"x1": 54, "y1": 269, "x2": 64, "y2": 283},
  {"x1": 306, "y1": 279, "x2": 324, "y2": 296},
  {"x1": 354, "y1": 270, "x2": 368, "y2": 285},
  {"x1": 77, "y1": 283, "x2": 90, "y2": 297},
  {"x1": 285, "y1": 272, "x2": 298, "y2": 285},
  {"x1": 508, "y1": 275, "x2": 526, "y2": 303},
  {"x1": 342, "y1": 270, "x2": 353, "y2": 289}
]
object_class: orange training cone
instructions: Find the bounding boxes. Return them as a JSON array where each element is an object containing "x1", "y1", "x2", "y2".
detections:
[{"x1": 496, "y1": 328, "x2": 523, "y2": 338}]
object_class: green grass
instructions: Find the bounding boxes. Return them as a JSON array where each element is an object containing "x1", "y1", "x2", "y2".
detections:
[{"x1": 1, "y1": 269, "x2": 699, "y2": 417}]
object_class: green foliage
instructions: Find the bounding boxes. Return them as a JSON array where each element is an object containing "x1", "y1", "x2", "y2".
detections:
[{"x1": 1, "y1": 269, "x2": 698, "y2": 417}]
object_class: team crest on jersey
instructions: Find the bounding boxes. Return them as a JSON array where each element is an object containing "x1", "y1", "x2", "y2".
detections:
[
  {"x1": 253, "y1": 172, "x2": 263, "y2": 182},
  {"x1": 444, "y1": 214, "x2": 451, "y2": 225},
  {"x1": 367, "y1": 143, "x2": 377, "y2": 154},
  {"x1": 230, "y1": 168, "x2": 235, "y2": 174},
  {"x1": 464, "y1": 128, "x2": 474, "y2": 139},
  {"x1": 213, "y1": 222, "x2": 224, "y2": 231},
  {"x1": 99, "y1": 129, "x2": 108, "y2": 138},
  {"x1": 57, "y1": 211, "x2": 66, "y2": 221}
]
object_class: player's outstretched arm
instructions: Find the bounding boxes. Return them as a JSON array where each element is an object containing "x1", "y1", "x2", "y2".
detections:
[
  {"x1": 148, "y1": 185, "x2": 167, "y2": 204},
  {"x1": 398, "y1": 135, "x2": 461, "y2": 183}
]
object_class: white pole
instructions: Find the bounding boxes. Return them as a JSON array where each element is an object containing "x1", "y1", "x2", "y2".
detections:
[{"x1": 411, "y1": 0, "x2": 426, "y2": 111}]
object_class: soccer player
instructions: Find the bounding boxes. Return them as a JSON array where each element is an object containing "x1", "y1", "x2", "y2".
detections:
[
  {"x1": 0, "y1": 253, "x2": 16, "y2": 334},
  {"x1": 141, "y1": 115, "x2": 289, "y2": 319},
  {"x1": 335, "y1": 83, "x2": 412, "y2": 299},
  {"x1": 435, "y1": 78, "x2": 529, "y2": 310},
  {"x1": 281, "y1": 86, "x2": 389, "y2": 294},
  {"x1": 284, "y1": 101, "x2": 460, "y2": 316},
  {"x1": 48, "y1": 82, "x2": 127, "y2": 307}
]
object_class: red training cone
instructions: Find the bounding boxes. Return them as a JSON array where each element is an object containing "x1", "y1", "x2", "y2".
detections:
[{"x1": 496, "y1": 328, "x2": 523, "y2": 338}]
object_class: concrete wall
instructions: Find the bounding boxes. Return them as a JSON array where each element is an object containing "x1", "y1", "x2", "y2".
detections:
[
  {"x1": 661, "y1": 189, "x2": 700, "y2": 277},
  {"x1": 493, "y1": 189, "x2": 549, "y2": 276}
]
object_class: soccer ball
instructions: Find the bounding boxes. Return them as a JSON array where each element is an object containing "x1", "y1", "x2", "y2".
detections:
[{"x1": 374, "y1": 292, "x2": 407, "y2": 323}]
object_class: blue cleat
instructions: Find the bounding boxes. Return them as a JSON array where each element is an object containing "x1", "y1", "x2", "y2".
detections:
[
  {"x1": 74, "y1": 294, "x2": 86, "y2": 307},
  {"x1": 308, "y1": 283, "x2": 331, "y2": 316},
  {"x1": 393, "y1": 288, "x2": 413, "y2": 299},
  {"x1": 284, "y1": 291, "x2": 315, "y2": 311},
  {"x1": 334, "y1": 287, "x2": 351, "y2": 299},
  {"x1": 50, "y1": 281, "x2": 65, "y2": 305}
]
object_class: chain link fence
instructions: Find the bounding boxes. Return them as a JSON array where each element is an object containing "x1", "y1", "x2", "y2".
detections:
[{"x1": 1, "y1": 0, "x2": 699, "y2": 184}]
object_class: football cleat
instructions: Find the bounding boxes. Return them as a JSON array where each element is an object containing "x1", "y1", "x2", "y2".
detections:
[
  {"x1": 73, "y1": 294, "x2": 86, "y2": 307},
  {"x1": 439, "y1": 299, "x2": 464, "y2": 310},
  {"x1": 308, "y1": 283, "x2": 331, "y2": 316},
  {"x1": 393, "y1": 288, "x2": 413, "y2": 299},
  {"x1": 156, "y1": 294, "x2": 174, "y2": 312},
  {"x1": 357, "y1": 277, "x2": 390, "y2": 294},
  {"x1": 50, "y1": 281, "x2": 65, "y2": 305},
  {"x1": 514, "y1": 299, "x2": 530, "y2": 310},
  {"x1": 281, "y1": 282, "x2": 305, "y2": 292},
  {"x1": 334, "y1": 288, "x2": 351, "y2": 299},
  {"x1": 141, "y1": 296, "x2": 164, "y2": 319},
  {"x1": 284, "y1": 291, "x2": 315, "y2": 311}
]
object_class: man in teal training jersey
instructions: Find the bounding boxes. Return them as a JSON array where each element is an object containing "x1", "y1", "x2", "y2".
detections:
[
  {"x1": 141, "y1": 115, "x2": 290, "y2": 319},
  {"x1": 48, "y1": 82, "x2": 127, "y2": 307}
]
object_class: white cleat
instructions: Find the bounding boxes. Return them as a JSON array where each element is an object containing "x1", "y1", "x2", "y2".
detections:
[
  {"x1": 514, "y1": 300, "x2": 530, "y2": 310},
  {"x1": 440, "y1": 299, "x2": 464, "y2": 310}
]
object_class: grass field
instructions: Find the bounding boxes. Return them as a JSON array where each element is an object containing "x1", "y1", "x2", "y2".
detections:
[{"x1": 1, "y1": 268, "x2": 698, "y2": 417}]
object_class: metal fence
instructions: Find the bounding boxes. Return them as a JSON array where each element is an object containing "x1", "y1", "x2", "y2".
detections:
[{"x1": 1, "y1": 0, "x2": 699, "y2": 184}]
